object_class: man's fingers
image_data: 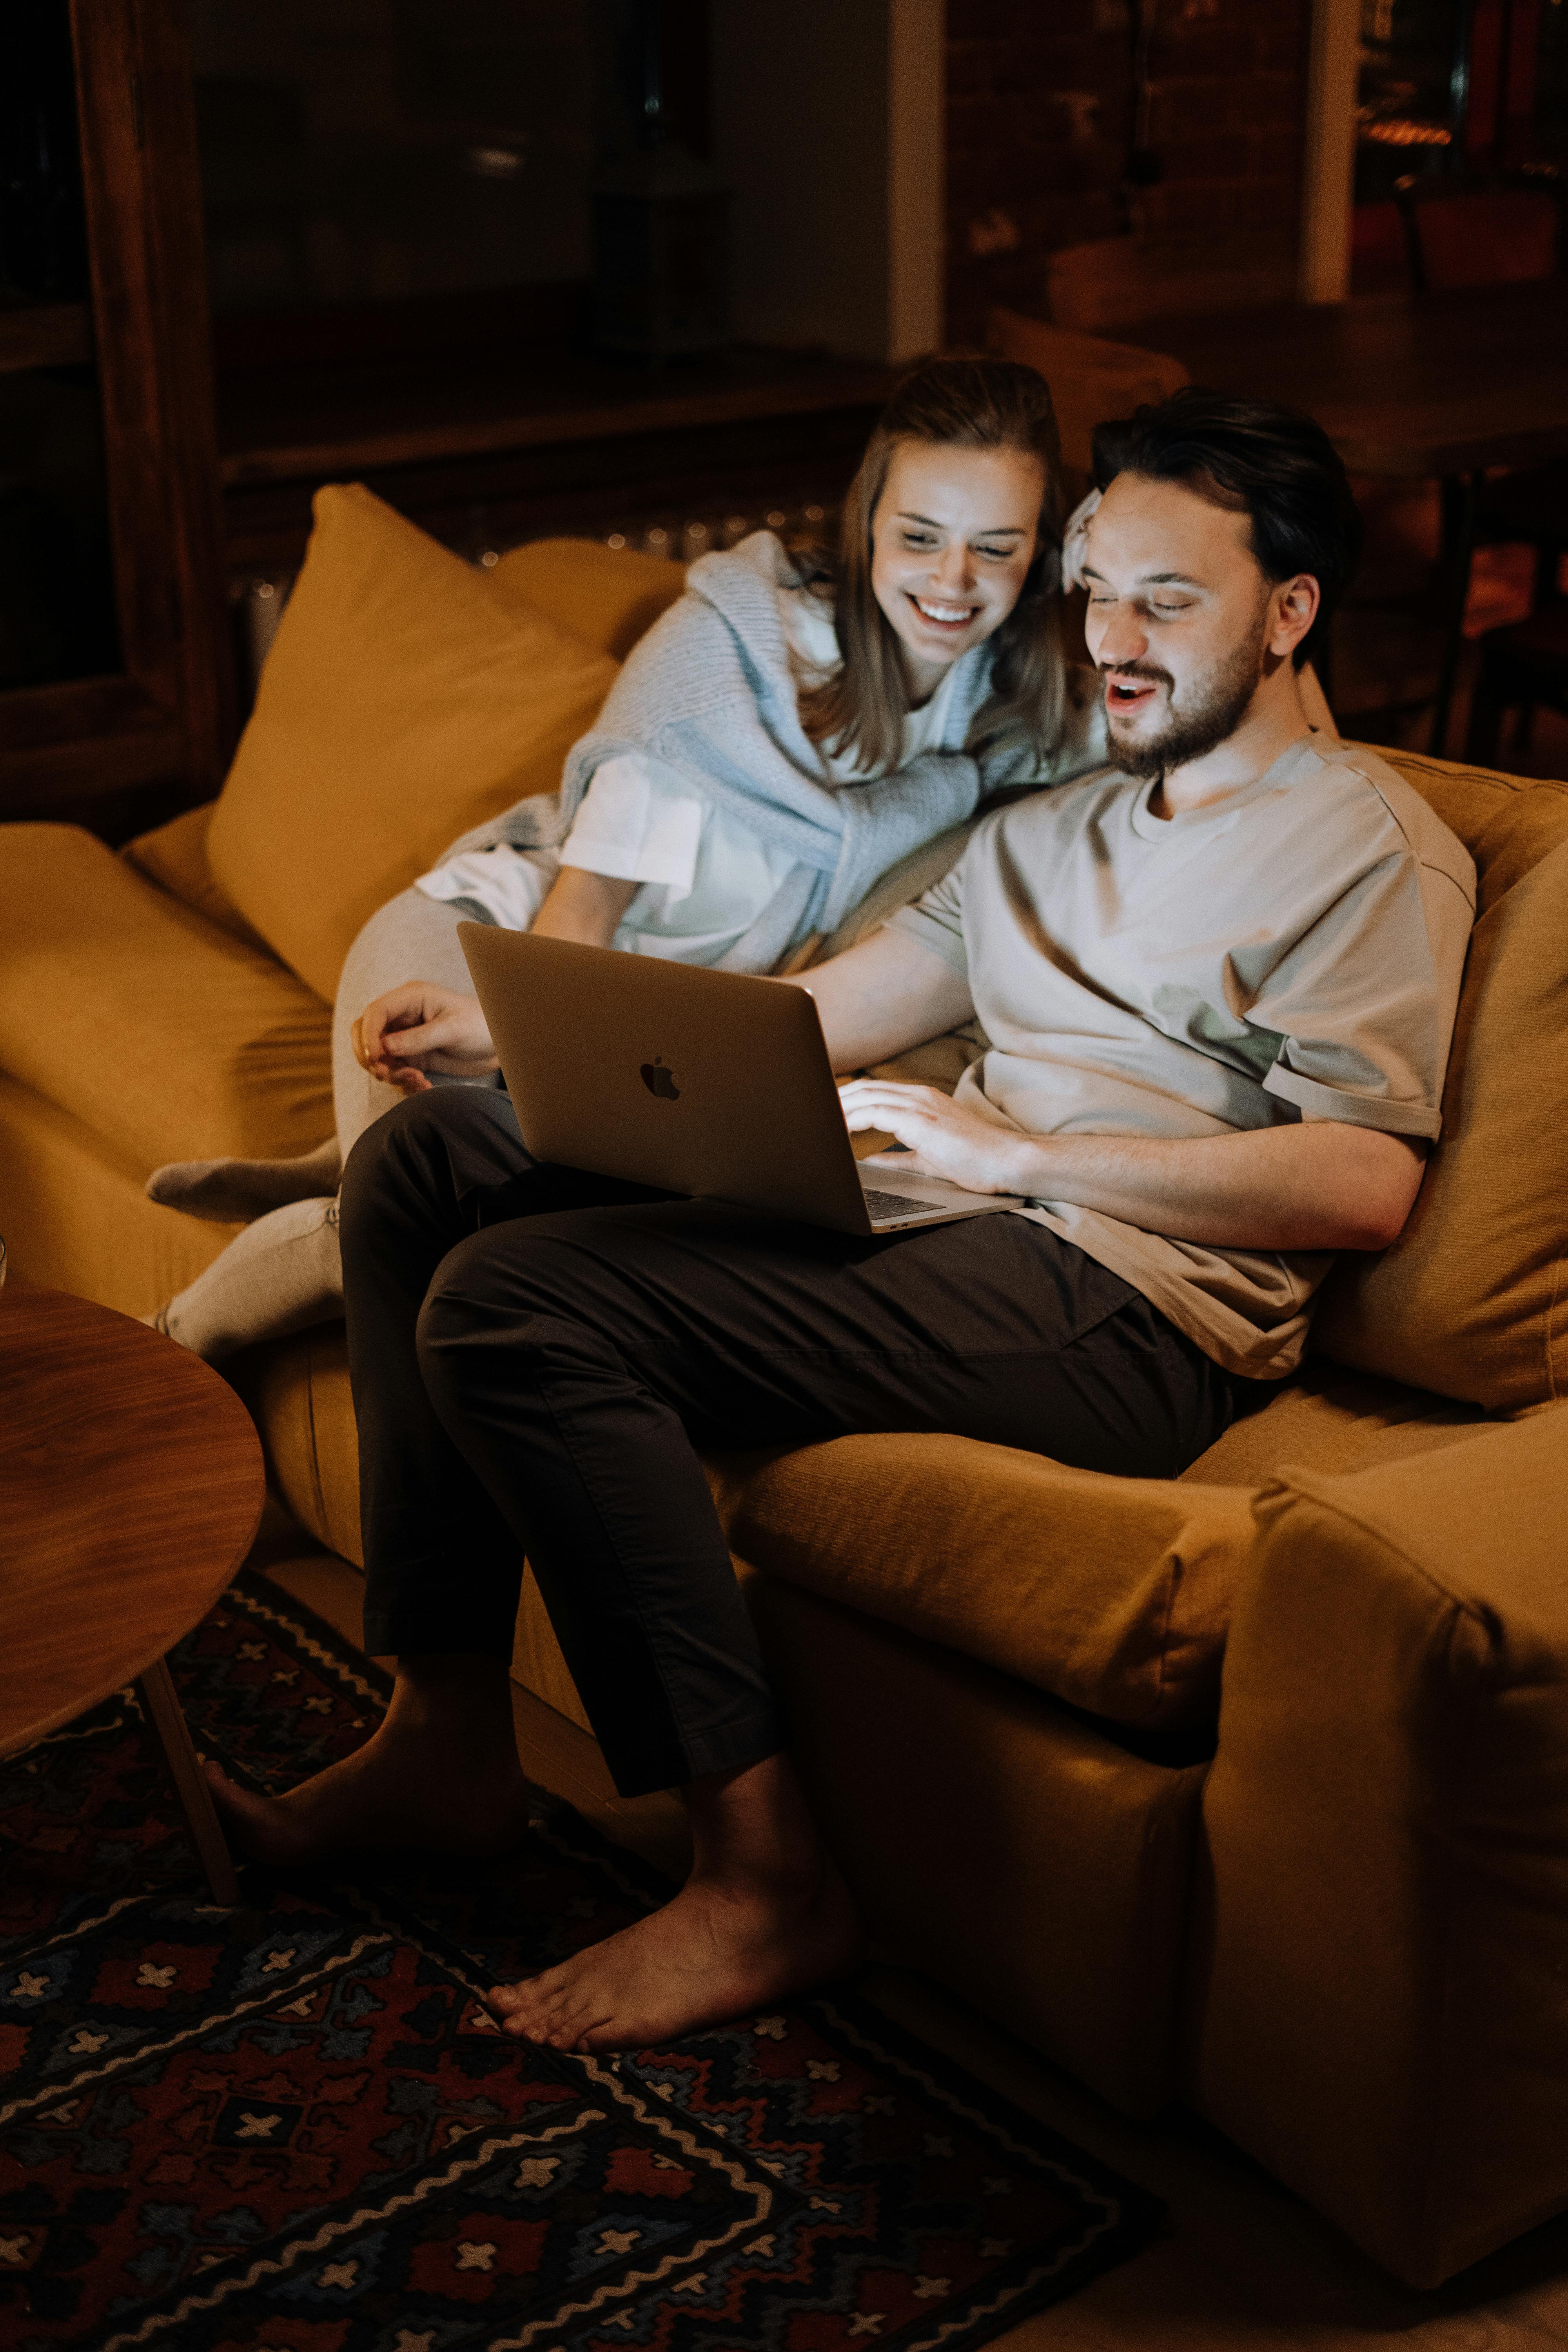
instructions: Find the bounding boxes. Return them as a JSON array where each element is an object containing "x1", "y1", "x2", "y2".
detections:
[{"x1": 862, "y1": 1148, "x2": 936, "y2": 1176}]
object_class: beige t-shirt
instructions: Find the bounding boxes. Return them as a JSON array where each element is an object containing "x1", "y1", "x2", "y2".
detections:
[{"x1": 888, "y1": 733, "x2": 1476, "y2": 1379}]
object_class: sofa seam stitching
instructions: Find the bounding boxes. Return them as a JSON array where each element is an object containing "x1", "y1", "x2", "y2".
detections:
[
  {"x1": 1544, "y1": 1243, "x2": 1565, "y2": 1405},
  {"x1": 1421, "y1": 1599, "x2": 1493, "y2": 2275}
]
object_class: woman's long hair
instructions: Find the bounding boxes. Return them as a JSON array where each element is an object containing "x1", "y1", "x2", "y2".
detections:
[{"x1": 795, "y1": 354, "x2": 1066, "y2": 777}]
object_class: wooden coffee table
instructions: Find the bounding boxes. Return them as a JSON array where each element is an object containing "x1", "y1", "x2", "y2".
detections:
[{"x1": 0, "y1": 1276, "x2": 265, "y2": 1905}]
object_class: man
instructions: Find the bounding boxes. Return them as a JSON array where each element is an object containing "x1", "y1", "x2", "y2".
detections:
[{"x1": 209, "y1": 392, "x2": 1475, "y2": 2060}]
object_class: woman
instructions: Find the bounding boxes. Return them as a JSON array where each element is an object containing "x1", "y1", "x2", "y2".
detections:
[{"x1": 146, "y1": 353, "x2": 1105, "y2": 1358}]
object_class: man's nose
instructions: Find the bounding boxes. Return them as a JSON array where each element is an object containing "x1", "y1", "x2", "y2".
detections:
[{"x1": 1093, "y1": 603, "x2": 1148, "y2": 668}]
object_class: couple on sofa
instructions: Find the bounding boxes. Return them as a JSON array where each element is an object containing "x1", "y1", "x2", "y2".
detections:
[{"x1": 185, "y1": 359, "x2": 1474, "y2": 2057}]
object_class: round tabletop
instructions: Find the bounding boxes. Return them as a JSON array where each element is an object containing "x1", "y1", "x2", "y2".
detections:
[{"x1": 0, "y1": 1278, "x2": 265, "y2": 1757}]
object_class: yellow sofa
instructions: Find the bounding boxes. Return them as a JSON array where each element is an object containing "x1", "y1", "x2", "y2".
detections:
[{"x1": 3, "y1": 492, "x2": 1567, "y2": 2290}]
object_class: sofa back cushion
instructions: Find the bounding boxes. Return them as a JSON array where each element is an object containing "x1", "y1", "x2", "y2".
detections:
[
  {"x1": 206, "y1": 485, "x2": 619, "y2": 1002},
  {"x1": 1311, "y1": 756, "x2": 1568, "y2": 1409},
  {"x1": 488, "y1": 537, "x2": 686, "y2": 659}
]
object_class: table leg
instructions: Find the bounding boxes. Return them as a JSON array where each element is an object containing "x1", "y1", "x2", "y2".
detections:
[
  {"x1": 136, "y1": 1655, "x2": 241, "y2": 1907},
  {"x1": 1431, "y1": 468, "x2": 1481, "y2": 757}
]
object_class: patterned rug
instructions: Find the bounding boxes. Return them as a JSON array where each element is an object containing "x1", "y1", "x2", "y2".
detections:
[{"x1": 0, "y1": 1571, "x2": 1164, "y2": 2351}]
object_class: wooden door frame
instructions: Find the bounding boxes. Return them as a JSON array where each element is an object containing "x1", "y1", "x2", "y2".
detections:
[
  {"x1": 0, "y1": 0, "x2": 233, "y2": 827},
  {"x1": 1300, "y1": 0, "x2": 1360, "y2": 303}
]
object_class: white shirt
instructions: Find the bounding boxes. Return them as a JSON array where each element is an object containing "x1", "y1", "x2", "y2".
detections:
[{"x1": 418, "y1": 578, "x2": 1029, "y2": 965}]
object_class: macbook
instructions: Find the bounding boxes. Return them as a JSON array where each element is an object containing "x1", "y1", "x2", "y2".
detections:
[{"x1": 458, "y1": 926, "x2": 1018, "y2": 1237}]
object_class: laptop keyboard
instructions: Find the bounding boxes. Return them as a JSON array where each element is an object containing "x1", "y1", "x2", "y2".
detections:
[{"x1": 862, "y1": 1187, "x2": 942, "y2": 1223}]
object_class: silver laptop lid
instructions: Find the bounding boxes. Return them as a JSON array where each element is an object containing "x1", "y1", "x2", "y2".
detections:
[{"x1": 459, "y1": 926, "x2": 877, "y2": 1234}]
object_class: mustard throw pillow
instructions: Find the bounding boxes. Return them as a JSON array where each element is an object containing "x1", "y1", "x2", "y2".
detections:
[
  {"x1": 489, "y1": 536, "x2": 687, "y2": 661},
  {"x1": 207, "y1": 484, "x2": 619, "y2": 1002}
]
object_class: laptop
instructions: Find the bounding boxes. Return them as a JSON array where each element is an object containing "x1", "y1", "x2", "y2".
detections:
[{"x1": 458, "y1": 926, "x2": 1019, "y2": 1238}]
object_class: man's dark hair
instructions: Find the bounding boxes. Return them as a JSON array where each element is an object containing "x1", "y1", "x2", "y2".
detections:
[{"x1": 1090, "y1": 388, "x2": 1363, "y2": 672}]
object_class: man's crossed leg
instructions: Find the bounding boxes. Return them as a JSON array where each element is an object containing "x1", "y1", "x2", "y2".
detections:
[{"x1": 207, "y1": 1084, "x2": 1243, "y2": 2052}]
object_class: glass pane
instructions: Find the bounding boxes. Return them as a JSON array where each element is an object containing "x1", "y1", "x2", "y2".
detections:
[
  {"x1": 190, "y1": 0, "x2": 602, "y2": 316},
  {"x1": 0, "y1": 0, "x2": 121, "y2": 688},
  {"x1": 1356, "y1": 0, "x2": 1464, "y2": 200}
]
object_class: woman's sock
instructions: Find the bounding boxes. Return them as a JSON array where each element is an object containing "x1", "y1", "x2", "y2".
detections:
[
  {"x1": 146, "y1": 1194, "x2": 345, "y2": 1362},
  {"x1": 145, "y1": 1136, "x2": 343, "y2": 1224}
]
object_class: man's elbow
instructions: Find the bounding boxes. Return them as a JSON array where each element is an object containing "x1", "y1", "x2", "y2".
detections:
[
  {"x1": 1335, "y1": 1201, "x2": 1411, "y2": 1252},
  {"x1": 1327, "y1": 1129, "x2": 1428, "y2": 1251}
]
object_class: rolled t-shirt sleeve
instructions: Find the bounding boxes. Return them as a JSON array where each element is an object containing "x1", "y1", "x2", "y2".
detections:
[
  {"x1": 559, "y1": 753, "x2": 704, "y2": 902},
  {"x1": 1252, "y1": 848, "x2": 1474, "y2": 1140},
  {"x1": 886, "y1": 857, "x2": 969, "y2": 976}
]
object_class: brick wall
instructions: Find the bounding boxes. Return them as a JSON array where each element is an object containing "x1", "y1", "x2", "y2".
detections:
[{"x1": 945, "y1": 0, "x2": 1312, "y2": 346}]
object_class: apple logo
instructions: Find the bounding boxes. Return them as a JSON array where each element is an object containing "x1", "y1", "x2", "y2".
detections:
[{"x1": 641, "y1": 1055, "x2": 680, "y2": 1101}]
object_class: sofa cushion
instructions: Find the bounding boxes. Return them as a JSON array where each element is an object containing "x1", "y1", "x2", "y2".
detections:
[
  {"x1": 206, "y1": 485, "x2": 619, "y2": 1003},
  {"x1": 1183, "y1": 1359, "x2": 1495, "y2": 1487},
  {"x1": 123, "y1": 802, "x2": 269, "y2": 951},
  {"x1": 1312, "y1": 771, "x2": 1568, "y2": 1410},
  {"x1": 0, "y1": 823, "x2": 331, "y2": 1171},
  {"x1": 488, "y1": 537, "x2": 687, "y2": 661},
  {"x1": 0, "y1": 1065, "x2": 237, "y2": 1319}
]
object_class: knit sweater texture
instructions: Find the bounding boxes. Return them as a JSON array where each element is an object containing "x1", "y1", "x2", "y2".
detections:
[{"x1": 435, "y1": 531, "x2": 1042, "y2": 973}]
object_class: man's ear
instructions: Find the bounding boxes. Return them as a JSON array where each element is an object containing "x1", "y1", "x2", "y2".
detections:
[{"x1": 1268, "y1": 573, "x2": 1320, "y2": 660}]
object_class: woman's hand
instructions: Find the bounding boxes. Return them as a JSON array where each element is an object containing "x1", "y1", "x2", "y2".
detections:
[
  {"x1": 840, "y1": 1078, "x2": 1032, "y2": 1195},
  {"x1": 352, "y1": 983, "x2": 498, "y2": 1094}
]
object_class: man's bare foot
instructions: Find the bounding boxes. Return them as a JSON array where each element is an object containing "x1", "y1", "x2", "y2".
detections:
[
  {"x1": 202, "y1": 1654, "x2": 531, "y2": 1870},
  {"x1": 485, "y1": 1852, "x2": 862, "y2": 2053}
]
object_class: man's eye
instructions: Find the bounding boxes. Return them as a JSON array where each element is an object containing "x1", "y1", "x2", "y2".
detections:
[{"x1": 1151, "y1": 602, "x2": 1191, "y2": 616}]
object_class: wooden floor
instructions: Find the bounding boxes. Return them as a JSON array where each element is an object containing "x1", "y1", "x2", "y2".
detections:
[{"x1": 251, "y1": 1518, "x2": 1568, "y2": 2349}]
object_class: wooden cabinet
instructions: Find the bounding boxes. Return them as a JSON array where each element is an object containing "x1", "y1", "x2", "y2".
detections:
[{"x1": 0, "y1": 0, "x2": 233, "y2": 838}]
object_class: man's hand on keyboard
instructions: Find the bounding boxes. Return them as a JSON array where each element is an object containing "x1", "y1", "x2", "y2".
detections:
[{"x1": 839, "y1": 1079, "x2": 1033, "y2": 1197}]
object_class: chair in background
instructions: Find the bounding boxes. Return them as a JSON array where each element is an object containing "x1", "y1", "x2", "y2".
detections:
[
  {"x1": 1394, "y1": 174, "x2": 1562, "y2": 293},
  {"x1": 1465, "y1": 602, "x2": 1568, "y2": 764},
  {"x1": 986, "y1": 307, "x2": 1189, "y2": 504},
  {"x1": 1398, "y1": 172, "x2": 1568, "y2": 606},
  {"x1": 1040, "y1": 237, "x2": 1296, "y2": 339},
  {"x1": 1349, "y1": 201, "x2": 1412, "y2": 298}
]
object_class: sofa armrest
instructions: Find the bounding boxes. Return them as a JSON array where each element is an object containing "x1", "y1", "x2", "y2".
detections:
[
  {"x1": 1187, "y1": 1402, "x2": 1568, "y2": 2285},
  {"x1": 706, "y1": 1434, "x2": 1256, "y2": 1733}
]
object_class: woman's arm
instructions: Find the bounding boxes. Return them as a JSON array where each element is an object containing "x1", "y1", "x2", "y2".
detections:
[{"x1": 531, "y1": 866, "x2": 638, "y2": 944}]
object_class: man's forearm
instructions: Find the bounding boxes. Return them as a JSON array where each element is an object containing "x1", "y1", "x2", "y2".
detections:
[{"x1": 996, "y1": 1119, "x2": 1426, "y2": 1252}]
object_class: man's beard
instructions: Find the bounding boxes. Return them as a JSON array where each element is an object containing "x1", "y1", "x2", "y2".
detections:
[{"x1": 1103, "y1": 618, "x2": 1267, "y2": 782}]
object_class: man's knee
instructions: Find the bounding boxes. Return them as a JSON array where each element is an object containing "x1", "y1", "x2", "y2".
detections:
[
  {"x1": 341, "y1": 1085, "x2": 512, "y2": 1240},
  {"x1": 341, "y1": 1087, "x2": 447, "y2": 1219},
  {"x1": 415, "y1": 1226, "x2": 623, "y2": 1404}
]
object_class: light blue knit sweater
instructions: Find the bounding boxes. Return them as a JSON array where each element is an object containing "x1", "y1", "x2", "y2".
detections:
[{"x1": 436, "y1": 531, "x2": 1055, "y2": 974}]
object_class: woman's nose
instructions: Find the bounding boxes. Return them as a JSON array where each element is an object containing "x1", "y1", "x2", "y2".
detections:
[{"x1": 930, "y1": 543, "x2": 976, "y2": 595}]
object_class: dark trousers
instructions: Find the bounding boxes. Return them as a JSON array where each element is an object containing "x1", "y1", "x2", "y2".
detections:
[{"x1": 342, "y1": 1088, "x2": 1247, "y2": 1798}]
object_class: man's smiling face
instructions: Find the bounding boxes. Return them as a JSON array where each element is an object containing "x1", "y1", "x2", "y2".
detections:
[{"x1": 1081, "y1": 471, "x2": 1281, "y2": 780}]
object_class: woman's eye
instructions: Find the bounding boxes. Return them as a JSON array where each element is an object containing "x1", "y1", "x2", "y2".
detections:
[{"x1": 902, "y1": 533, "x2": 937, "y2": 548}]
